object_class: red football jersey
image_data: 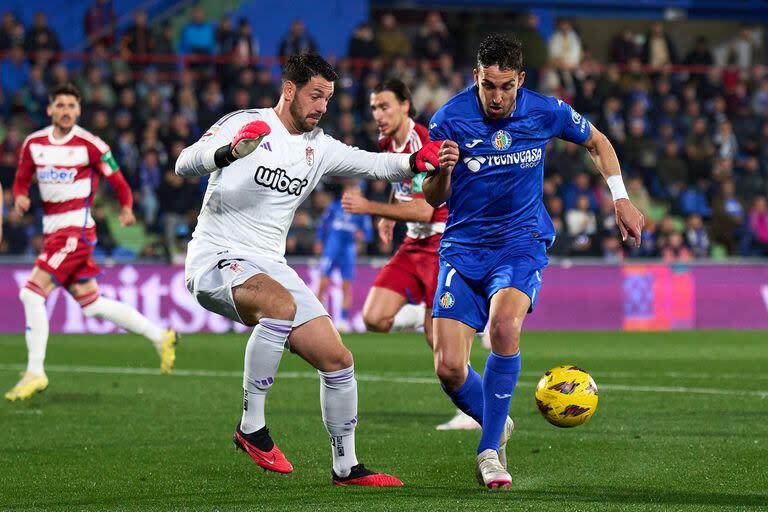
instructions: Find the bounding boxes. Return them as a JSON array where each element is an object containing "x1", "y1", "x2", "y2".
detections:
[
  {"x1": 13, "y1": 125, "x2": 132, "y2": 241},
  {"x1": 378, "y1": 120, "x2": 448, "y2": 239}
]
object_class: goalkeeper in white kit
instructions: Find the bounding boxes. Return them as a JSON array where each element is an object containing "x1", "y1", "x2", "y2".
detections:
[{"x1": 176, "y1": 53, "x2": 446, "y2": 486}]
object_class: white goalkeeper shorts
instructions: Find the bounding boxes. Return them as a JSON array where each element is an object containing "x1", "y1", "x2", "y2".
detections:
[{"x1": 185, "y1": 247, "x2": 328, "y2": 328}]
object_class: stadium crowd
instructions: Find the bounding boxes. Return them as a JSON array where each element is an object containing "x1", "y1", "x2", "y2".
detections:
[{"x1": 1, "y1": 7, "x2": 767, "y2": 262}]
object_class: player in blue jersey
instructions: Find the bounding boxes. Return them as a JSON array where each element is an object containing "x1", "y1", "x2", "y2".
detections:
[
  {"x1": 316, "y1": 181, "x2": 374, "y2": 331},
  {"x1": 423, "y1": 35, "x2": 644, "y2": 489}
]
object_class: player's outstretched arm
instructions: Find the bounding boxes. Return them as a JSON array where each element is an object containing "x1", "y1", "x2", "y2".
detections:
[
  {"x1": 175, "y1": 120, "x2": 270, "y2": 177},
  {"x1": 581, "y1": 124, "x2": 645, "y2": 247},
  {"x1": 422, "y1": 140, "x2": 459, "y2": 207},
  {"x1": 323, "y1": 138, "x2": 442, "y2": 183},
  {"x1": 341, "y1": 191, "x2": 434, "y2": 223}
]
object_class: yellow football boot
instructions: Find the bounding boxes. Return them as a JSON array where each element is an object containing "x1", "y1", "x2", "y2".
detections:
[
  {"x1": 158, "y1": 330, "x2": 179, "y2": 375},
  {"x1": 4, "y1": 372, "x2": 49, "y2": 401}
]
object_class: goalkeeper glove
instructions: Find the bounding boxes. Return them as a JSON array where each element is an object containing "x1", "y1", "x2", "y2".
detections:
[{"x1": 214, "y1": 120, "x2": 271, "y2": 168}]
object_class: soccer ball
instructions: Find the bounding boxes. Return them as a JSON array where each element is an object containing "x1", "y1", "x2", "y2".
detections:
[{"x1": 535, "y1": 365, "x2": 599, "y2": 428}]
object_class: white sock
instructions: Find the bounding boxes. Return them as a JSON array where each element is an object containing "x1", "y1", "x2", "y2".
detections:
[
  {"x1": 319, "y1": 365, "x2": 359, "y2": 477},
  {"x1": 241, "y1": 318, "x2": 293, "y2": 434},
  {"x1": 390, "y1": 303, "x2": 425, "y2": 332},
  {"x1": 19, "y1": 285, "x2": 49, "y2": 376},
  {"x1": 80, "y1": 294, "x2": 166, "y2": 350}
]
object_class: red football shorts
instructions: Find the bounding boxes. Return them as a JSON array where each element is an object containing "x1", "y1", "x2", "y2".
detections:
[
  {"x1": 372, "y1": 235, "x2": 440, "y2": 307},
  {"x1": 36, "y1": 233, "x2": 101, "y2": 288}
]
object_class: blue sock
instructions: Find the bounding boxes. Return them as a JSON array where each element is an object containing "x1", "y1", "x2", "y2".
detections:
[
  {"x1": 478, "y1": 351, "x2": 521, "y2": 454},
  {"x1": 442, "y1": 365, "x2": 484, "y2": 425},
  {"x1": 341, "y1": 308, "x2": 349, "y2": 321}
]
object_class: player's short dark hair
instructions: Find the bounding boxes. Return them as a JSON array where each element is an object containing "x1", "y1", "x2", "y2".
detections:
[
  {"x1": 282, "y1": 53, "x2": 339, "y2": 88},
  {"x1": 477, "y1": 34, "x2": 523, "y2": 72},
  {"x1": 48, "y1": 83, "x2": 81, "y2": 103},
  {"x1": 373, "y1": 78, "x2": 416, "y2": 117}
]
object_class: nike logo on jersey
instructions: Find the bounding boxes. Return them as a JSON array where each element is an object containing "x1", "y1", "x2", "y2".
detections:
[
  {"x1": 465, "y1": 139, "x2": 483, "y2": 148},
  {"x1": 494, "y1": 393, "x2": 512, "y2": 399}
]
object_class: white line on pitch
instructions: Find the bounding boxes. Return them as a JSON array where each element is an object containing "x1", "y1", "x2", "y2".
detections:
[{"x1": 0, "y1": 363, "x2": 766, "y2": 399}]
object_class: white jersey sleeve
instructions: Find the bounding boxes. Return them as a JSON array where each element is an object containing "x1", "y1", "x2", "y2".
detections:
[
  {"x1": 320, "y1": 135, "x2": 413, "y2": 182},
  {"x1": 175, "y1": 113, "x2": 242, "y2": 177}
]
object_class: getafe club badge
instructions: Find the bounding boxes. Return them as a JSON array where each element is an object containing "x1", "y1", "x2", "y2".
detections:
[
  {"x1": 305, "y1": 146, "x2": 314, "y2": 166},
  {"x1": 491, "y1": 130, "x2": 512, "y2": 151},
  {"x1": 439, "y1": 292, "x2": 455, "y2": 309}
]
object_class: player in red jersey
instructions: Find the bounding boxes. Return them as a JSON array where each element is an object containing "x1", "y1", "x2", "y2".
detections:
[
  {"x1": 5, "y1": 84, "x2": 178, "y2": 401},
  {"x1": 342, "y1": 78, "x2": 478, "y2": 430}
]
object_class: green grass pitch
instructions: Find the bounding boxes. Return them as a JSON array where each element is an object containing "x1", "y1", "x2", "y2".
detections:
[{"x1": 1, "y1": 331, "x2": 767, "y2": 511}]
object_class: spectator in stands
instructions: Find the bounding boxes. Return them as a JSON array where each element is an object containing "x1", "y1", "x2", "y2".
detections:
[
  {"x1": 622, "y1": 119, "x2": 656, "y2": 176},
  {"x1": 122, "y1": 10, "x2": 153, "y2": 69},
  {"x1": 24, "y1": 12, "x2": 60, "y2": 62},
  {"x1": 598, "y1": 96, "x2": 626, "y2": 145},
  {"x1": 84, "y1": 0, "x2": 117, "y2": 48},
  {"x1": 348, "y1": 22, "x2": 379, "y2": 60},
  {"x1": 197, "y1": 81, "x2": 225, "y2": 131},
  {"x1": 610, "y1": 29, "x2": 640, "y2": 64},
  {"x1": 233, "y1": 18, "x2": 259, "y2": 62},
  {"x1": 548, "y1": 19, "x2": 582, "y2": 94},
  {"x1": 157, "y1": 169, "x2": 198, "y2": 255},
  {"x1": 215, "y1": 15, "x2": 236, "y2": 55},
  {"x1": 0, "y1": 12, "x2": 23, "y2": 51},
  {"x1": 710, "y1": 180, "x2": 745, "y2": 254},
  {"x1": 685, "y1": 213, "x2": 710, "y2": 258},
  {"x1": 411, "y1": 70, "x2": 452, "y2": 119},
  {"x1": 735, "y1": 157, "x2": 766, "y2": 204},
  {"x1": 678, "y1": 179, "x2": 712, "y2": 219},
  {"x1": 286, "y1": 210, "x2": 316, "y2": 256},
  {"x1": 514, "y1": 14, "x2": 548, "y2": 90},
  {"x1": 748, "y1": 196, "x2": 768, "y2": 256},
  {"x1": 279, "y1": 19, "x2": 317, "y2": 57},
  {"x1": 413, "y1": 11, "x2": 453, "y2": 60},
  {"x1": 657, "y1": 139, "x2": 688, "y2": 198},
  {"x1": 1, "y1": 46, "x2": 30, "y2": 96},
  {"x1": 566, "y1": 195, "x2": 598, "y2": 256},
  {"x1": 627, "y1": 176, "x2": 652, "y2": 217},
  {"x1": 179, "y1": 6, "x2": 215, "y2": 68},
  {"x1": 714, "y1": 26, "x2": 761, "y2": 69},
  {"x1": 684, "y1": 36, "x2": 714, "y2": 66},
  {"x1": 152, "y1": 21, "x2": 175, "y2": 73},
  {"x1": 376, "y1": 13, "x2": 410, "y2": 60},
  {"x1": 660, "y1": 231, "x2": 692, "y2": 262},
  {"x1": 138, "y1": 150, "x2": 161, "y2": 228},
  {"x1": 714, "y1": 120, "x2": 739, "y2": 160},
  {"x1": 686, "y1": 118, "x2": 716, "y2": 183},
  {"x1": 643, "y1": 22, "x2": 677, "y2": 67},
  {"x1": 573, "y1": 77, "x2": 601, "y2": 122},
  {"x1": 563, "y1": 172, "x2": 599, "y2": 212},
  {"x1": 546, "y1": 141, "x2": 591, "y2": 183},
  {"x1": 80, "y1": 66, "x2": 116, "y2": 109}
]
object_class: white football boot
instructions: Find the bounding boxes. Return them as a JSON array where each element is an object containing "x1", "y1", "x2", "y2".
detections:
[
  {"x1": 497, "y1": 416, "x2": 515, "y2": 469},
  {"x1": 475, "y1": 449, "x2": 512, "y2": 489},
  {"x1": 435, "y1": 409, "x2": 481, "y2": 430}
]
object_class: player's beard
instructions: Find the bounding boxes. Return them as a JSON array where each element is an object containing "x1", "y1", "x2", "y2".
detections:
[{"x1": 290, "y1": 100, "x2": 320, "y2": 133}]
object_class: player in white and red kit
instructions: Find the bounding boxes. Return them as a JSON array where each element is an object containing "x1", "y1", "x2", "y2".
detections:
[
  {"x1": 5, "y1": 84, "x2": 178, "y2": 401},
  {"x1": 341, "y1": 79, "x2": 479, "y2": 430}
]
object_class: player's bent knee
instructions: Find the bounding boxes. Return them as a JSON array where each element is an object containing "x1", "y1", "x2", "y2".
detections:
[
  {"x1": 363, "y1": 313, "x2": 391, "y2": 332},
  {"x1": 434, "y1": 360, "x2": 466, "y2": 389},
  {"x1": 489, "y1": 316, "x2": 523, "y2": 351}
]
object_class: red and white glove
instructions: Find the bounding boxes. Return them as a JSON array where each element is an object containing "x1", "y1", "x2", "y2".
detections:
[
  {"x1": 232, "y1": 120, "x2": 271, "y2": 158},
  {"x1": 410, "y1": 140, "x2": 442, "y2": 174}
]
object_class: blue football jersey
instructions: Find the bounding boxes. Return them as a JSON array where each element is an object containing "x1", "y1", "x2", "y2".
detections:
[
  {"x1": 429, "y1": 86, "x2": 590, "y2": 278},
  {"x1": 316, "y1": 200, "x2": 373, "y2": 248}
]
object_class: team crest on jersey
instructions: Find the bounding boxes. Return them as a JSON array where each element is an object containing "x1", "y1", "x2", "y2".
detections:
[
  {"x1": 305, "y1": 147, "x2": 314, "y2": 166},
  {"x1": 491, "y1": 130, "x2": 512, "y2": 151},
  {"x1": 439, "y1": 292, "x2": 455, "y2": 309}
]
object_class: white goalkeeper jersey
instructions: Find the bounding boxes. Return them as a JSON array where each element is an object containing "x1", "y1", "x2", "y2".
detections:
[{"x1": 176, "y1": 107, "x2": 412, "y2": 269}]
